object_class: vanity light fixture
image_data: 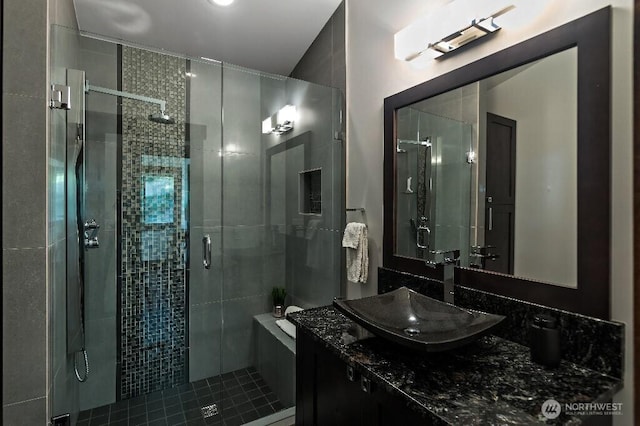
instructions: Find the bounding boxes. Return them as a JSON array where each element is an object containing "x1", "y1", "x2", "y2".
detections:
[
  {"x1": 395, "y1": 0, "x2": 516, "y2": 61},
  {"x1": 262, "y1": 105, "x2": 297, "y2": 135},
  {"x1": 208, "y1": 0, "x2": 234, "y2": 6}
]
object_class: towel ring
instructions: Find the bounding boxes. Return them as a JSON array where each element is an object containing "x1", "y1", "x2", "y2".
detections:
[{"x1": 346, "y1": 208, "x2": 367, "y2": 226}]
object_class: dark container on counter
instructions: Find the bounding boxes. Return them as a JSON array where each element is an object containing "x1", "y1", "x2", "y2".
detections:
[{"x1": 530, "y1": 314, "x2": 561, "y2": 368}]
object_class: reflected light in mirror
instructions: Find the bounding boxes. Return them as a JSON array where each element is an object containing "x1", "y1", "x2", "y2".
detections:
[
  {"x1": 277, "y1": 105, "x2": 297, "y2": 126},
  {"x1": 262, "y1": 105, "x2": 297, "y2": 135},
  {"x1": 262, "y1": 117, "x2": 274, "y2": 134}
]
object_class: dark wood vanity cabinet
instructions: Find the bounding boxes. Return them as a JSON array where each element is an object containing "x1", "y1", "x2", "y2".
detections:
[{"x1": 296, "y1": 329, "x2": 428, "y2": 425}]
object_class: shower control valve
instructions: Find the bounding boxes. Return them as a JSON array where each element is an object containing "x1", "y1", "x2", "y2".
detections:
[{"x1": 84, "y1": 219, "x2": 100, "y2": 249}]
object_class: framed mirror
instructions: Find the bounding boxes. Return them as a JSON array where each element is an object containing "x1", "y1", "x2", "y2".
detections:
[{"x1": 383, "y1": 7, "x2": 611, "y2": 319}]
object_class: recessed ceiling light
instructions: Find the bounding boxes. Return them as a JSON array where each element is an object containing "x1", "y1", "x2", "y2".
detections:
[{"x1": 208, "y1": 0, "x2": 234, "y2": 6}]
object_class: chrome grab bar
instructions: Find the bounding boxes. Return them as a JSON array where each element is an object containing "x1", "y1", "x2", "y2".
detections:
[
  {"x1": 203, "y1": 234, "x2": 211, "y2": 269},
  {"x1": 416, "y1": 216, "x2": 430, "y2": 249}
]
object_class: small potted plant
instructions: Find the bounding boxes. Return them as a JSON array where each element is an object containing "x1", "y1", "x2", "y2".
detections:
[{"x1": 272, "y1": 287, "x2": 287, "y2": 318}]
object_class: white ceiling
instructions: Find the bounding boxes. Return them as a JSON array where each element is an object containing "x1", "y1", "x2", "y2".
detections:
[{"x1": 73, "y1": 0, "x2": 342, "y2": 76}]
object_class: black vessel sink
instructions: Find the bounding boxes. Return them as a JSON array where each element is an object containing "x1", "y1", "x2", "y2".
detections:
[{"x1": 333, "y1": 287, "x2": 505, "y2": 352}]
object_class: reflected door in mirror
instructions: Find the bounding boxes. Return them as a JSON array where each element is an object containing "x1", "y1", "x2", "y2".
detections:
[{"x1": 484, "y1": 113, "x2": 516, "y2": 274}]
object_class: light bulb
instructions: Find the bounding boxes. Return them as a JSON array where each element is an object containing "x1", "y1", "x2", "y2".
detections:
[{"x1": 208, "y1": 0, "x2": 234, "y2": 6}]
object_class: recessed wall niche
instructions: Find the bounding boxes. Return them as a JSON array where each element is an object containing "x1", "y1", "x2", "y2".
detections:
[{"x1": 299, "y1": 168, "x2": 322, "y2": 215}]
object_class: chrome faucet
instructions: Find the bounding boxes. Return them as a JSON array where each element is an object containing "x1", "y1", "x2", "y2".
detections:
[
  {"x1": 425, "y1": 249, "x2": 460, "y2": 303},
  {"x1": 469, "y1": 245, "x2": 499, "y2": 269}
]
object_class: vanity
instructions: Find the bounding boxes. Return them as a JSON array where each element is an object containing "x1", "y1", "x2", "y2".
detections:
[
  {"x1": 290, "y1": 268, "x2": 624, "y2": 424},
  {"x1": 290, "y1": 6, "x2": 624, "y2": 426},
  {"x1": 289, "y1": 293, "x2": 623, "y2": 425}
]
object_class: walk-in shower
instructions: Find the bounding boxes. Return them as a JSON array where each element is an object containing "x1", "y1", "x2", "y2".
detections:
[{"x1": 50, "y1": 25, "x2": 344, "y2": 425}]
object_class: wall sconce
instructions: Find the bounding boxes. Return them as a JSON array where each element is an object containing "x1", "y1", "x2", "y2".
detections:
[
  {"x1": 262, "y1": 105, "x2": 297, "y2": 135},
  {"x1": 395, "y1": 0, "x2": 515, "y2": 61}
]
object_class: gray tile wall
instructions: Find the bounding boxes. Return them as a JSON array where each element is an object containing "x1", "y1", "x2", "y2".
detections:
[
  {"x1": 264, "y1": 79, "x2": 343, "y2": 310},
  {"x1": 2, "y1": 0, "x2": 51, "y2": 424},
  {"x1": 288, "y1": 1, "x2": 346, "y2": 301},
  {"x1": 253, "y1": 314, "x2": 295, "y2": 408},
  {"x1": 289, "y1": 1, "x2": 346, "y2": 96}
]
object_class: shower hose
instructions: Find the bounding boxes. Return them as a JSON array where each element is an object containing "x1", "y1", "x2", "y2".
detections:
[{"x1": 74, "y1": 349, "x2": 89, "y2": 382}]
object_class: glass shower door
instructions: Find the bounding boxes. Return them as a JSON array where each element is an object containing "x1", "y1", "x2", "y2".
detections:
[
  {"x1": 215, "y1": 64, "x2": 344, "y2": 424},
  {"x1": 187, "y1": 57, "x2": 225, "y2": 422},
  {"x1": 217, "y1": 63, "x2": 284, "y2": 425},
  {"x1": 429, "y1": 113, "x2": 473, "y2": 263},
  {"x1": 394, "y1": 108, "x2": 473, "y2": 263}
]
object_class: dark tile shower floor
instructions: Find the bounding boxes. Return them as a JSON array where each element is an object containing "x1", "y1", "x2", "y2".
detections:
[{"x1": 77, "y1": 367, "x2": 285, "y2": 426}]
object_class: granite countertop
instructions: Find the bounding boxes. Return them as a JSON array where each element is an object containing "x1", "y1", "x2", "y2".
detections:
[{"x1": 288, "y1": 306, "x2": 622, "y2": 425}]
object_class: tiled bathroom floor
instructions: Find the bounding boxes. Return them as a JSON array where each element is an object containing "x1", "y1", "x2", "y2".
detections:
[{"x1": 77, "y1": 367, "x2": 285, "y2": 426}]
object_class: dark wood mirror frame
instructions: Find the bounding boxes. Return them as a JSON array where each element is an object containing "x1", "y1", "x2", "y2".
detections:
[{"x1": 383, "y1": 7, "x2": 611, "y2": 320}]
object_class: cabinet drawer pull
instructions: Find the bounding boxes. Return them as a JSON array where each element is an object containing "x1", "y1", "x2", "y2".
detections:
[
  {"x1": 360, "y1": 376, "x2": 372, "y2": 393},
  {"x1": 346, "y1": 365, "x2": 356, "y2": 382}
]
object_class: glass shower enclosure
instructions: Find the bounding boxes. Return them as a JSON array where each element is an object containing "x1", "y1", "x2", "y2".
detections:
[{"x1": 50, "y1": 25, "x2": 344, "y2": 425}]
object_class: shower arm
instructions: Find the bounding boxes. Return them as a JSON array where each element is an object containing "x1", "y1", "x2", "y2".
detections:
[{"x1": 85, "y1": 82, "x2": 166, "y2": 113}]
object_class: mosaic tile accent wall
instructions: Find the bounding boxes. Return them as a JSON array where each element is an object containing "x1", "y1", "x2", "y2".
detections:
[{"x1": 120, "y1": 46, "x2": 188, "y2": 399}]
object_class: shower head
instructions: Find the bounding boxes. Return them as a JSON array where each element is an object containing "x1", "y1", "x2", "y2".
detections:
[{"x1": 148, "y1": 111, "x2": 175, "y2": 125}]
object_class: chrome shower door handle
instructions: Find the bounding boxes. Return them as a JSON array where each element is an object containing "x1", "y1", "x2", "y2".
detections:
[
  {"x1": 416, "y1": 226, "x2": 430, "y2": 249},
  {"x1": 203, "y1": 234, "x2": 211, "y2": 269}
]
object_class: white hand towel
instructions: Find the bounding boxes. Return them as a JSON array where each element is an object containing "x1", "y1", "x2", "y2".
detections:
[
  {"x1": 342, "y1": 222, "x2": 362, "y2": 248},
  {"x1": 342, "y1": 222, "x2": 368, "y2": 283}
]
